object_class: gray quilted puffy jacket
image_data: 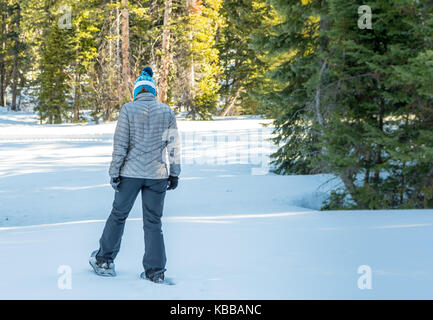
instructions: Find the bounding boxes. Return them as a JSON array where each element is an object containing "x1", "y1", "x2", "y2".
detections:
[{"x1": 109, "y1": 92, "x2": 181, "y2": 179}]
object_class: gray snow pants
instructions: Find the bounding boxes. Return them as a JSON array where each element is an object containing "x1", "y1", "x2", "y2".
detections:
[{"x1": 97, "y1": 176, "x2": 168, "y2": 275}]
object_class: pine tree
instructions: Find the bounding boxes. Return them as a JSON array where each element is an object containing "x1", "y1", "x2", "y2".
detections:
[
  {"x1": 92, "y1": 0, "x2": 122, "y2": 122},
  {"x1": 120, "y1": 0, "x2": 131, "y2": 102},
  {"x1": 0, "y1": 0, "x2": 27, "y2": 109},
  {"x1": 37, "y1": 21, "x2": 73, "y2": 123},
  {"x1": 190, "y1": 0, "x2": 222, "y2": 119},
  {"x1": 10, "y1": 0, "x2": 22, "y2": 110},
  {"x1": 69, "y1": 0, "x2": 101, "y2": 122},
  {"x1": 158, "y1": 0, "x2": 172, "y2": 104},
  {"x1": 251, "y1": 0, "x2": 327, "y2": 174},
  {"x1": 218, "y1": 0, "x2": 273, "y2": 116},
  {"x1": 171, "y1": 0, "x2": 223, "y2": 119},
  {"x1": 0, "y1": 0, "x2": 9, "y2": 107},
  {"x1": 321, "y1": 0, "x2": 433, "y2": 209},
  {"x1": 255, "y1": 0, "x2": 433, "y2": 209}
]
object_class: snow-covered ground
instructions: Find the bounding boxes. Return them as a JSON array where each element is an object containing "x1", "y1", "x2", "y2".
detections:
[{"x1": 0, "y1": 106, "x2": 433, "y2": 299}]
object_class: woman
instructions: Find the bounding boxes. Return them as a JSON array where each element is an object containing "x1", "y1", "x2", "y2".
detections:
[{"x1": 89, "y1": 66, "x2": 181, "y2": 283}]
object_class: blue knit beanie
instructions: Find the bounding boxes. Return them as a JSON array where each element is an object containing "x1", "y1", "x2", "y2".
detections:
[{"x1": 133, "y1": 66, "x2": 156, "y2": 99}]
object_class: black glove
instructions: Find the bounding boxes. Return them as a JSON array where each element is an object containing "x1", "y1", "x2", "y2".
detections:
[
  {"x1": 110, "y1": 177, "x2": 121, "y2": 192},
  {"x1": 167, "y1": 176, "x2": 179, "y2": 190}
]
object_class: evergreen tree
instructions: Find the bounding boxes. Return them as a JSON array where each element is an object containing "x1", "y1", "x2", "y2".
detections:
[
  {"x1": 171, "y1": 0, "x2": 223, "y2": 119},
  {"x1": 9, "y1": 0, "x2": 22, "y2": 110},
  {"x1": 0, "y1": 0, "x2": 28, "y2": 109},
  {"x1": 321, "y1": 0, "x2": 433, "y2": 209},
  {"x1": 69, "y1": 0, "x2": 101, "y2": 122},
  {"x1": 251, "y1": 0, "x2": 326, "y2": 174},
  {"x1": 37, "y1": 21, "x2": 73, "y2": 123},
  {"x1": 190, "y1": 0, "x2": 222, "y2": 119},
  {"x1": 259, "y1": 0, "x2": 433, "y2": 209},
  {"x1": 0, "y1": 0, "x2": 10, "y2": 107},
  {"x1": 218, "y1": 0, "x2": 273, "y2": 116}
]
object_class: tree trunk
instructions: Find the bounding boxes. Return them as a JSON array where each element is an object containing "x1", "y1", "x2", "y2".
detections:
[
  {"x1": 220, "y1": 87, "x2": 241, "y2": 117},
  {"x1": 340, "y1": 169, "x2": 357, "y2": 198},
  {"x1": 73, "y1": 68, "x2": 81, "y2": 122},
  {"x1": 0, "y1": 3, "x2": 6, "y2": 107},
  {"x1": 185, "y1": 0, "x2": 197, "y2": 118},
  {"x1": 159, "y1": 0, "x2": 172, "y2": 104},
  {"x1": 373, "y1": 100, "x2": 385, "y2": 183},
  {"x1": 17, "y1": 75, "x2": 22, "y2": 109},
  {"x1": 314, "y1": 3, "x2": 329, "y2": 131},
  {"x1": 313, "y1": 59, "x2": 326, "y2": 135},
  {"x1": 364, "y1": 151, "x2": 371, "y2": 185},
  {"x1": 121, "y1": 0, "x2": 130, "y2": 101},
  {"x1": 11, "y1": 4, "x2": 20, "y2": 111},
  {"x1": 150, "y1": 0, "x2": 158, "y2": 15},
  {"x1": 116, "y1": 6, "x2": 121, "y2": 106},
  {"x1": 184, "y1": 30, "x2": 196, "y2": 118}
]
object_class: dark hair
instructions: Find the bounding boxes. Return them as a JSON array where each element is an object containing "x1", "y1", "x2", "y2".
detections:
[{"x1": 140, "y1": 87, "x2": 149, "y2": 94}]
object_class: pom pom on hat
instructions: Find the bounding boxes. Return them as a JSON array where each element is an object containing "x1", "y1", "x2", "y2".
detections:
[{"x1": 142, "y1": 66, "x2": 154, "y2": 77}]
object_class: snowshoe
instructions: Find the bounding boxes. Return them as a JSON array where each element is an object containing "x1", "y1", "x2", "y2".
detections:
[
  {"x1": 89, "y1": 250, "x2": 116, "y2": 277},
  {"x1": 140, "y1": 270, "x2": 174, "y2": 285}
]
